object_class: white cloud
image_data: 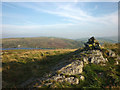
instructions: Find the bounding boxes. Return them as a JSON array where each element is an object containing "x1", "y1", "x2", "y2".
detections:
[
  {"x1": 2, "y1": 2, "x2": 118, "y2": 38},
  {"x1": 13, "y1": 2, "x2": 118, "y2": 26},
  {"x1": 2, "y1": 23, "x2": 74, "y2": 31},
  {"x1": 2, "y1": 20, "x2": 118, "y2": 38},
  {"x1": 49, "y1": 4, "x2": 118, "y2": 26}
]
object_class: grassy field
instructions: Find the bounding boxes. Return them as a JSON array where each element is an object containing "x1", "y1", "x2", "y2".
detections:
[{"x1": 2, "y1": 49, "x2": 76, "y2": 88}]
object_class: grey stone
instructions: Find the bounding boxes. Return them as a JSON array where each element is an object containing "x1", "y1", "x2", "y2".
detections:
[
  {"x1": 80, "y1": 75, "x2": 84, "y2": 81},
  {"x1": 108, "y1": 50, "x2": 116, "y2": 57},
  {"x1": 54, "y1": 76, "x2": 62, "y2": 81},
  {"x1": 83, "y1": 57, "x2": 88, "y2": 64},
  {"x1": 59, "y1": 60, "x2": 84, "y2": 75},
  {"x1": 85, "y1": 50, "x2": 108, "y2": 64},
  {"x1": 74, "y1": 78, "x2": 79, "y2": 84},
  {"x1": 45, "y1": 82, "x2": 52, "y2": 86}
]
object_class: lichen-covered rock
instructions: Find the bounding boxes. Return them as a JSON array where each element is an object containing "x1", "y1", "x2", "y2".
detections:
[
  {"x1": 73, "y1": 78, "x2": 79, "y2": 84},
  {"x1": 108, "y1": 50, "x2": 116, "y2": 57},
  {"x1": 58, "y1": 60, "x2": 83, "y2": 75},
  {"x1": 80, "y1": 75, "x2": 85, "y2": 81},
  {"x1": 83, "y1": 57, "x2": 89, "y2": 64},
  {"x1": 115, "y1": 61, "x2": 119, "y2": 65},
  {"x1": 81, "y1": 50, "x2": 108, "y2": 65},
  {"x1": 45, "y1": 82, "x2": 52, "y2": 86}
]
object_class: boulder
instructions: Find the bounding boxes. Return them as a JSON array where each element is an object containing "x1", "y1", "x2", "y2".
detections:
[
  {"x1": 80, "y1": 75, "x2": 85, "y2": 81},
  {"x1": 59, "y1": 60, "x2": 84, "y2": 75},
  {"x1": 87, "y1": 50, "x2": 108, "y2": 64},
  {"x1": 108, "y1": 50, "x2": 116, "y2": 57},
  {"x1": 65, "y1": 77, "x2": 79, "y2": 84},
  {"x1": 83, "y1": 57, "x2": 89, "y2": 64}
]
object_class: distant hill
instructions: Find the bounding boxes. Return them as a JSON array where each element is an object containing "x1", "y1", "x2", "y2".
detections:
[{"x1": 2, "y1": 37, "x2": 84, "y2": 49}]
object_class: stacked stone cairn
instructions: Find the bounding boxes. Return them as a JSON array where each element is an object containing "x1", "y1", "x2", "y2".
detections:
[{"x1": 84, "y1": 36, "x2": 101, "y2": 50}]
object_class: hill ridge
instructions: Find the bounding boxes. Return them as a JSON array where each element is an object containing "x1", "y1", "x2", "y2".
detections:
[{"x1": 2, "y1": 37, "x2": 84, "y2": 49}]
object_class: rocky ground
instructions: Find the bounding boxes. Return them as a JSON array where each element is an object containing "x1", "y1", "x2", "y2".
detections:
[
  {"x1": 21, "y1": 48, "x2": 119, "y2": 88},
  {"x1": 19, "y1": 37, "x2": 120, "y2": 88}
]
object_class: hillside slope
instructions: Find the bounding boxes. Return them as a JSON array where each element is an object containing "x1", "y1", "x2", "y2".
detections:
[{"x1": 2, "y1": 37, "x2": 84, "y2": 49}]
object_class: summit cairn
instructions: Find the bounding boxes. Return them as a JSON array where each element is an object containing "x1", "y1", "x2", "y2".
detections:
[{"x1": 84, "y1": 36, "x2": 101, "y2": 50}]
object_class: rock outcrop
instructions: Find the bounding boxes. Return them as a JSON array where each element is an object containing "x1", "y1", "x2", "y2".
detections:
[
  {"x1": 24, "y1": 37, "x2": 118, "y2": 88},
  {"x1": 82, "y1": 50, "x2": 108, "y2": 65},
  {"x1": 58, "y1": 60, "x2": 83, "y2": 75},
  {"x1": 107, "y1": 49, "x2": 116, "y2": 57}
]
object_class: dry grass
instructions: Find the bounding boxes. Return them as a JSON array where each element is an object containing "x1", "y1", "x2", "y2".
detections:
[{"x1": 2, "y1": 49, "x2": 76, "y2": 88}]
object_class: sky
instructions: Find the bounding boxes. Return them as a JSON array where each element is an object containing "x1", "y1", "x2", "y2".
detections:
[{"x1": 2, "y1": 2, "x2": 118, "y2": 39}]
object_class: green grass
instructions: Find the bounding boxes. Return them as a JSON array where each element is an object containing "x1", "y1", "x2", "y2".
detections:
[
  {"x1": 49, "y1": 63, "x2": 120, "y2": 88},
  {"x1": 2, "y1": 49, "x2": 76, "y2": 88}
]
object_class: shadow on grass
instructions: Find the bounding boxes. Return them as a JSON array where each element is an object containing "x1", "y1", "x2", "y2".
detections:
[{"x1": 2, "y1": 50, "x2": 78, "y2": 88}]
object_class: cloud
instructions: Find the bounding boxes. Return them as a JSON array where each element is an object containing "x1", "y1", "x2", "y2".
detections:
[
  {"x1": 2, "y1": 2, "x2": 118, "y2": 38},
  {"x1": 2, "y1": 23, "x2": 75, "y2": 34},
  {"x1": 45, "y1": 4, "x2": 118, "y2": 26},
  {"x1": 2, "y1": 20, "x2": 118, "y2": 39},
  {"x1": 2, "y1": 23, "x2": 77, "y2": 38},
  {"x1": 13, "y1": 2, "x2": 118, "y2": 26}
]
